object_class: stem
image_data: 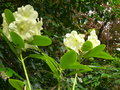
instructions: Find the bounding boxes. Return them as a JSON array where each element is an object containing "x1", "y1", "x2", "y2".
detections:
[
  {"x1": 58, "y1": 69, "x2": 62, "y2": 90},
  {"x1": 58, "y1": 78, "x2": 61, "y2": 90},
  {"x1": 72, "y1": 73, "x2": 78, "y2": 90},
  {"x1": 20, "y1": 55, "x2": 32, "y2": 90}
]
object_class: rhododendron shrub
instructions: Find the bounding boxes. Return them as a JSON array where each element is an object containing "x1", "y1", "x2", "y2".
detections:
[{"x1": 0, "y1": 5, "x2": 114, "y2": 90}]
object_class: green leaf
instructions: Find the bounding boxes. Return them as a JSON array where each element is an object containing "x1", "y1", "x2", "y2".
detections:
[
  {"x1": 0, "y1": 68, "x2": 23, "y2": 80},
  {"x1": 10, "y1": 31, "x2": 25, "y2": 48},
  {"x1": 88, "y1": 65, "x2": 106, "y2": 69},
  {"x1": 84, "y1": 44, "x2": 106, "y2": 58},
  {"x1": 6, "y1": 70, "x2": 13, "y2": 77},
  {"x1": 94, "y1": 51, "x2": 114, "y2": 59},
  {"x1": 7, "y1": 68, "x2": 23, "y2": 80},
  {"x1": 41, "y1": 53, "x2": 59, "y2": 77},
  {"x1": 60, "y1": 50, "x2": 77, "y2": 69},
  {"x1": 67, "y1": 67, "x2": 92, "y2": 76},
  {"x1": 65, "y1": 62, "x2": 92, "y2": 70},
  {"x1": 28, "y1": 54, "x2": 44, "y2": 59},
  {"x1": 4, "y1": 9, "x2": 15, "y2": 25},
  {"x1": 81, "y1": 41, "x2": 93, "y2": 51},
  {"x1": 0, "y1": 29, "x2": 18, "y2": 56},
  {"x1": 28, "y1": 53, "x2": 59, "y2": 78},
  {"x1": 8, "y1": 79, "x2": 25, "y2": 90},
  {"x1": 30, "y1": 35, "x2": 52, "y2": 46}
]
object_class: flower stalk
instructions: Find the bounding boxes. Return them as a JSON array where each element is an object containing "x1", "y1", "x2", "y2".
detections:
[
  {"x1": 72, "y1": 73, "x2": 78, "y2": 90},
  {"x1": 20, "y1": 54, "x2": 31, "y2": 90}
]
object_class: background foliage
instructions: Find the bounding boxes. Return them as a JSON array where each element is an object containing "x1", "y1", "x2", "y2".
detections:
[{"x1": 0, "y1": 0, "x2": 120, "y2": 89}]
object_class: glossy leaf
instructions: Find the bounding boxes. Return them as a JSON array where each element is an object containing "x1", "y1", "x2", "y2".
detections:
[
  {"x1": 10, "y1": 31, "x2": 25, "y2": 48},
  {"x1": 60, "y1": 50, "x2": 77, "y2": 69},
  {"x1": 28, "y1": 54, "x2": 44, "y2": 59},
  {"x1": 94, "y1": 51, "x2": 114, "y2": 59},
  {"x1": 8, "y1": 79, "x2": 25, "y2": 90},
  {"x1": 84, "y1": 44, "x2": 106, "y2": 58},
  {"x1": 81, "y1": 41, "x2": 93, "y2": 51},
  {"x1": 4, "y1": 9, "x2": 15, "y2": 25},
  {"x1": 30, "y1": 35, "x2": 52, "y2": 46},
  {"x1": 65, "y1": 62, "x2": 92, "y2": 70}
]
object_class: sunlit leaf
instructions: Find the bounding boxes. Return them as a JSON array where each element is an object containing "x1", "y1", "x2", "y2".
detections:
[
  {"x1": 81, "y1": 41, "x2": 93, "y2": 51},
  {"x1": 28, "y1": 54, "x2": 44, "y2": 59},
  {"x1": 60, "y1": 50, "x2": 77, "y2": 69},
  {"x1": 84, "y1": 44, "x2": 106, "y2": 58},
  {"x1": 10, "y1": 31, "x2": 25, "y2": 48},
  {"x1": 8, "y1": 79, "x2": 24, "y2": 90},
  {"x1": 4, "y1": 9, "x2": 15, "y2": 25},
  {"x1": 65, "y1": 62, "x2": 92, "y2": 70},
  {"x1": 30, "y1": 35, "x2": 52, "y2": 46},
  {"x1": 94, "y1": 51, "x2": 114, "y2": 59}
]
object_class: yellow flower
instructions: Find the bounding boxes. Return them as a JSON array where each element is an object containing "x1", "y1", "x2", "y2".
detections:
[
  {"x1": 64, "y1": 31, "x2": 85, "y2": 54},
  {"x1": 87, "y1": 29, "x2": 100, "y2": 48},
  {"x1": 64, "y1": 29, "x2": 101, "y2": 54},
  {"x1": 9, "y1": 18, "x2": 42, "y2": 41},
  {"x1": 2, "y1": 5, "x2": 43, "y2": 49},
  {"x1": 14, "y1": 5, "x2": 38, "y2": 20}
]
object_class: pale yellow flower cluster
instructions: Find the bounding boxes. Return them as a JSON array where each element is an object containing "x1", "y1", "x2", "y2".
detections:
[
  {"x1": 64, "y1": 31, "x2": 85, "y2": 54},
  {"x1": 2, "y1": 5, "x2": 43, "y2": 49},
  {"x1": 64, "y1": 29, "x2": 100, "y2": 54},
  {"x1": 88, "y1": 29, "x2": 100, "y2": 48}
]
